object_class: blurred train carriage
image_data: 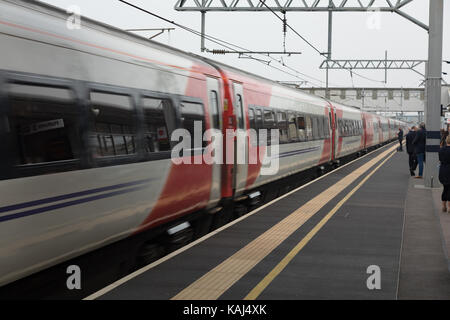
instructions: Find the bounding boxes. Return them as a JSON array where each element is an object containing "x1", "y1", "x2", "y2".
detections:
[{"x1": 0, "y1": 0, "x2": 408, "y2": 286}]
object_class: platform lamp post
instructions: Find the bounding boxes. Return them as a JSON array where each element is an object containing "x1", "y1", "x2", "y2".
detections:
[{"x1": 423, "y1": 0, "x2": 444, "y2": 188}]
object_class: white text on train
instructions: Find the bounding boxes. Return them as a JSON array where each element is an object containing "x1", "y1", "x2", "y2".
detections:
[{"x1": 171, "y1": 121, "x2": 280, "y2": 175}]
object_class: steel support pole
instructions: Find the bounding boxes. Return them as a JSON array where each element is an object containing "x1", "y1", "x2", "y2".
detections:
[
  {"x1": 326, "y1": 6, "x2": 332, "y2": 99},
  {"x1": 424, "y1": 0, "x2": 444, "y2": 187},
  {"x1": 385, "y1": 51, "x2": 388, "y2": 84},
  {"x1": 201, "y1": 11, "x2": 206, "y2": 52}
]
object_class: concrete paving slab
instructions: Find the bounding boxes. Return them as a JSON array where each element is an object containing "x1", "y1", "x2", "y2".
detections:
[{"x1": 397, "y1": 177, "x2": 450, "y2": 299}]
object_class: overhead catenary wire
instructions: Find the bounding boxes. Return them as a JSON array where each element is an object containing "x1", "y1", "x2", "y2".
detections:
[
  {"x1": 199, "y1": 31, "x2": 332, "y2": 85},
  {"x1": 118, "y1": 0, "x2": 323, "y2": 86},
  {"x1": 118, "y1": 0, "x2": 329, "y2": 87},
  {"x1": 257, "y1": 0, "x2": 386, "y2": 85}
]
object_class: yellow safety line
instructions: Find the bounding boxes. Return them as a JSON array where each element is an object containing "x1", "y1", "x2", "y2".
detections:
[
  {"x1": 84, "y1": 143, "x2": 394, "y2": 300},
  {"x1": 171, "y1": 145, "x2": 397, "y2": 300},
  {"x1": 244, "y1": 150, "x2": 396, "y2": 300}
]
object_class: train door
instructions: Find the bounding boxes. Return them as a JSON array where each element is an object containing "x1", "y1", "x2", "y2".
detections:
[
  {"x1": 328, "y1": 108, "x2": 333, "y2": 160},
  {"x1": 362, "y1": 113, "x2": 368, "y2": 149},
  {"x1": 378, "y1": 118, "x2": 383, "y2": 143},
  {"x1": 232, "y1": 82, "x2": 248, "y2": 195},
  {"x1": 387, "y1": 119, "x2": 391, "y2": 140},
  {"x1": 374, "y1": 117, "x2": 380, "y2": 145},
  {"x1": 206, "y1": 77, "x2": 222, "y2": 205},
  {"x1": 329, "y1": 105, "x2": 337, "y2": 161}
]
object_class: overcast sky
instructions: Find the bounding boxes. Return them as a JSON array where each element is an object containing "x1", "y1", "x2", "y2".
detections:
[{"x1": 38, "y1": 0, "x2": 449, "y2": 89}]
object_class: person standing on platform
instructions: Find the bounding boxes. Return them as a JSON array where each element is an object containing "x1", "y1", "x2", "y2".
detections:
[
  {"x1": 440, "y1": 129, "x2": 449, "y2": 147},
  {"x1": 439, "y1": 135, "x2": 450, "y2": 212},
  {"x1": 397, "y1": 127, "x2": 404, "y2": 151},
  {"x1": 406, "y1": 126, "x2": 417, "y2": 176},
  {"x1": 413, "y1": 123, "x2": 426, "y2": 179}
]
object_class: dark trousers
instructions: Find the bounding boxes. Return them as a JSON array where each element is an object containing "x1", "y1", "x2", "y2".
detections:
[
  {"x1": 408, "y1": 153, "x2": 417, "y2": 171},
  {"x1": 442, "y1": 185, "x2": 450, "y2": 201},
  {"x1": 398, "y1": 138, "x2": 403, "y2": 150}
]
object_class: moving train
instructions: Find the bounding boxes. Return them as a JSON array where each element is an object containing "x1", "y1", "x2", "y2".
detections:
[{"x1": 0, "y1": 0, "x2": 408, "y2": 286}]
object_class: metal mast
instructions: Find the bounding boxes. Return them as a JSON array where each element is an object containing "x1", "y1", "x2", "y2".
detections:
[{"x1": 424, "y1": 0, "x2": 444, "y2": 188}]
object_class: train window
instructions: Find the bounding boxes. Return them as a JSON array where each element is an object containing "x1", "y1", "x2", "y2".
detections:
[
  {"x1": 248, "y1": 108, "x2": 258, "y2": 146},
  {"x1": 328, "y1": 117, "x2": 331, "y2": 138},
  {"x1": 236, "y1": 94, "x2": 245, "y2": 129},
  {"x1": 311, "y1": 116, "x2": 318, "y2": 140},
  {"x1": 277, "y1": 112, "x2": 288, "y2": 144},
  {"x1": 8, "y1": 84, "x2": 73, "y2": 101},
  {"x1": 329, "y1": 112, "x2": 332, "y2": 132},
  {"x1": 248, "y1": 108, "x2": 256, "y2": 130},
  {"x1": 264, "y1": 109, "x2": 274, "y2": 126},
  {"x1": 256, "y1": 109, "x2": 263, "y2": 128},
  {"x1": 277, "y1": 112, "x2": 287, "y2": 122},
  {"x1": 91, "y1": 92, "x2": 131, "y2": 109},
  {"x1": 209, "y1": 90, "x2": 221, "y2": 129},
  {"x1": 6, "y1": 83, "x2": 80, "y2": 169},
  {"x1": 297, "y1": 116, "x2": 305, "y2": 130},
  {"x1": 305, "y1": 116, "x2": 313, "y2": 141},
  {"x1": 316, "y1": 116, "x2": 323, "y2": 139},
  {"x1": 288, "y1": 112, "x2": 298, "y2": 142},
  {"x1": 142, "y1": 97, "x2": 172, "y2": 153},
  {"x1": 263, "y1": 109, "x2": 276, "y2": 145},
  {"x1": 323, "y1": 116, "x2": 330, "y2": 138},
  {"x1": 317, "y1": 117, "x2": 323, "y2": 140},
  {"x1": 297, "y1": 115, "x2": 306, "y2": 142},
  {"x1": 89, "y1": 91, "x2": 136, "y2": 158},
  {"x1": 180, "y1": 101, "x2": 206, "y2": 149}
]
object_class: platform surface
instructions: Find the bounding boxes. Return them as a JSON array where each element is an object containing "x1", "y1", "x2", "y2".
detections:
[{"x1": 88, "y1": 143, "x2": 450, "y2": 300}]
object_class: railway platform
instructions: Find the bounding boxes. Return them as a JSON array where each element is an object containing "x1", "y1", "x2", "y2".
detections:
[{"x1": 85, "y1": 143, "x2": 450, "y2": 300}]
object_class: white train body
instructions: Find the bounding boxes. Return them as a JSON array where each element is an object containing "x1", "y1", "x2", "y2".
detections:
[{"x1": 0, "y1": 0, "x2": 408, "y2": 286}]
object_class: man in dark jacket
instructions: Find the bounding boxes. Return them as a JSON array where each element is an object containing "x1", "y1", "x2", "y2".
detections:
[
  {"x1": 405, "y1": 126, "x2": 417, "y2": 176},
  {"x1": 412, "y1": 123, "x2": 426, "y2": 178},
  {"x1": 398, "y1": 128, "x2": 404, "y2": 151}
]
